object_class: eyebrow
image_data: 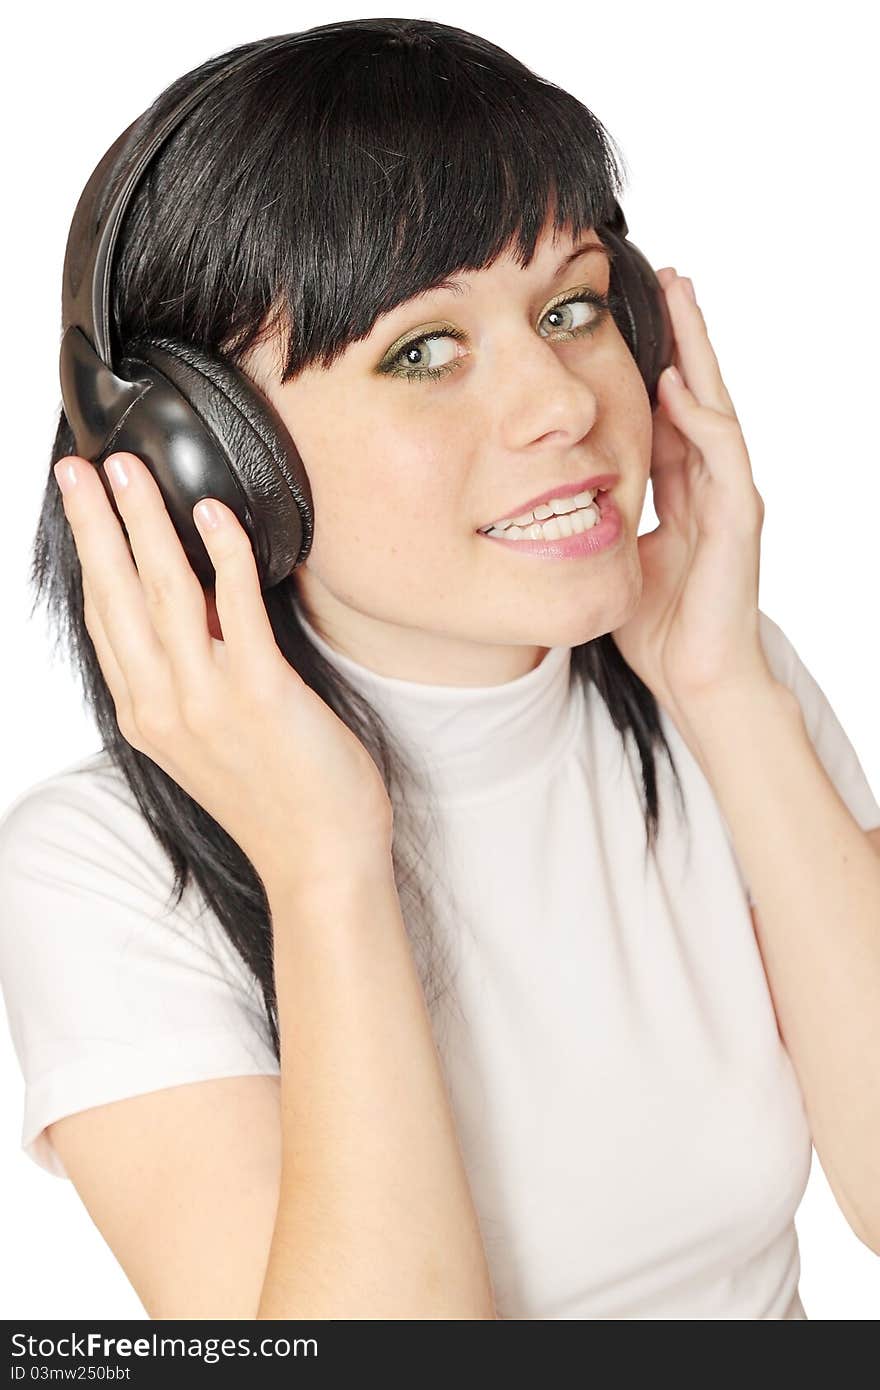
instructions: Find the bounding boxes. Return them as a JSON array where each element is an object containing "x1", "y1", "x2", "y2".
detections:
[
  {"x1": 553, "y1": 241, "x2": 614, "y2": 277},
  {"x1": 406, "y1": 241, "x2": 613, "y2": 303}
]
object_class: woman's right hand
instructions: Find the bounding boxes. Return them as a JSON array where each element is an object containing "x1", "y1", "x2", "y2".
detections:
[{"x1": 54, "y1": 450, "x2": 394, "y2": 894}]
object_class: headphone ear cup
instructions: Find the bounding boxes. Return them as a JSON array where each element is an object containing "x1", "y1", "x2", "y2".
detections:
[
  {"x1": 107, "y1": 335, "x2": 314, "y2": 590},
  {"x1": 604, "y1": 231, "x2": 675, "y2": 410}
]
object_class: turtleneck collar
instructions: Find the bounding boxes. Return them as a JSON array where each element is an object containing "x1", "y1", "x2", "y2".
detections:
[{"x1": 296, "y1": 606, "x2": 580, "y2": 807}]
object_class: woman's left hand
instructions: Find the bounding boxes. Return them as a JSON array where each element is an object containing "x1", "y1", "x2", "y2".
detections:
[{"x1": 610, "y1": 269, "x2": 776, "y2": 756}]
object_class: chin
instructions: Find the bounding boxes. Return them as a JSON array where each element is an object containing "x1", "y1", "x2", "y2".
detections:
[
  {"x1": 528, "y1": 611, "x2": 622, "y2": 651},
  {"x1": 545, "y1": 564, "x2": 642, "y2": 648}
]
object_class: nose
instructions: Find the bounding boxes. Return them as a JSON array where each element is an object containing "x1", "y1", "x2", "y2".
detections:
[{"x1": 494, "y1": 330, "x2": 599, "y2": 451}]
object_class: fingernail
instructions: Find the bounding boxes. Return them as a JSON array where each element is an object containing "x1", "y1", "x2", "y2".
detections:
[
  {"x1": 53, "y1": 459, "x2": 78, "y2": 493},
  {"x1": 681, "y1": 276, "x2": 697, "y2": 304},
  {"x1": 105, "y1": 454, "x2": 131, "y2": 490},
  {"x1": 194, "y1": 499, "x2": 220, "y2": 532},
  {"x1": 665, "y1": 365, "x2": 682, "y2": 387}
]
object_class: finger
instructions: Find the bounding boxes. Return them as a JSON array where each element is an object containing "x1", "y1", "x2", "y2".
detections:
[
  {"x1": 102, "y1": 452, "x2": 216, "y2": 691},
  {"x1": 657, "y1": 368, "x2": 758, "y2": 504},
  {"x1": 81, "y1": 569, "x2": 134, "y2": 716},
  {"x1": 55, "y1": 456, "x2": 174, "y2": 707},
  {"x1": 662, "y1": 275, "x2": 736, "y2": 416},
  {"x1": 650, "y1": 416, "x2": 690, "y2": 524},
  {"x1": 191, "y1": 497, "x2": 283, "y2": 682}
]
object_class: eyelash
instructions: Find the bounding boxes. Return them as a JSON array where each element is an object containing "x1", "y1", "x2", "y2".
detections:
[{"x1": 381, "y1": 287, "x2": 614, "y2": 384}]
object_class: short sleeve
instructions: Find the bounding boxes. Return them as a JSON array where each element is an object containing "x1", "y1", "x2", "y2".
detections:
[{"x1": 0, "y1": 757, "x2": 279, "y2": 1181}]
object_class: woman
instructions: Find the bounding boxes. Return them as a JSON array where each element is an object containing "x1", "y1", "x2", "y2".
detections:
[{"x1": 1, "y1": 18, "x2": 879, "y2": 1319}]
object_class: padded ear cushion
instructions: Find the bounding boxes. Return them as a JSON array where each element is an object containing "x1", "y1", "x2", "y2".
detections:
[{"x1": 126, "y1": 335, "x2": 314, "y2": 585}]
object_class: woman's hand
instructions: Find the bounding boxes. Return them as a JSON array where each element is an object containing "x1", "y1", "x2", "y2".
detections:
[
  {"x1": 609, "y1": 269, "x2": 777, "y2": 762},
  {"x1": 54, "y1": 451, "x2": 394, "y2": 893}
]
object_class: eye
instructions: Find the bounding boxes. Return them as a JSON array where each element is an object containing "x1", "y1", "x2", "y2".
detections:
[
  {"x1": 380, "y1": 326, "x2": 468, "y2": 384},
  {"x1": 379, "y1": 286, "x2": 613, "y2": 384},
  {"x1": 538, "y1": 288, "x2": 611, "y2": 340}
]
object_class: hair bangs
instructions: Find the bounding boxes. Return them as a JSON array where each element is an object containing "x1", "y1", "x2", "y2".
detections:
[
  {"x1": 111, "y1": 23, "x2": 628, "y2": 384},
  {"x1": 270, "y1": 34, "x2": 629, "y2": 377}
]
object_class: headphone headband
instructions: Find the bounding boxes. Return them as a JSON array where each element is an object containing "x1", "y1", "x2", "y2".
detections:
[{"x1": 61, "y1": 37, "x2": 286, "y2": 365}]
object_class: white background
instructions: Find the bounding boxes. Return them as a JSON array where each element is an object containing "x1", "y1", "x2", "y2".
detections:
[{"x1": 1, "y1": 0, "x2": 878, "y2": 1320}]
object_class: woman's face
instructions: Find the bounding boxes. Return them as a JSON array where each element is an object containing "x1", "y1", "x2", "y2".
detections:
[{"x1": 243, "y1": 214, "x2": 653, "y2": 685}]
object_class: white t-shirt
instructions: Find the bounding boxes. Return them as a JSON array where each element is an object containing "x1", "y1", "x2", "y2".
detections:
[{"x1": 0, "y1": 609, "x2": 877, "y2": 1319}]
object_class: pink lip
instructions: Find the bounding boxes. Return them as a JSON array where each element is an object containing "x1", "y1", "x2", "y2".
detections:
[{"x1": 477, "y1": 472, "x2": 620, "y2": 531}]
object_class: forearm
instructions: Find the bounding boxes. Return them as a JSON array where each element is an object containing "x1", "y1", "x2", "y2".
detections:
[
  {"x1": 685, "y1": 677, "x2": 880, "y2": 1250},
  {"x1": 256, "y1": 863, "x2": 497, "y2": 1319}
]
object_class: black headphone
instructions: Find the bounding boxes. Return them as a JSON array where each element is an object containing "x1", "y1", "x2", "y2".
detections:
[{"x1": 59, "y1": 38, "x2": 674, "y2": 593}]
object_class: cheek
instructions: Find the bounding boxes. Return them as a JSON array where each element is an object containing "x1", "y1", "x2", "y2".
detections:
[
  {"x1": 306, "y1": 434, "x2": 465, "y2": 571},
  {"x1": 607, "y1": 350, "x2": 654, "y2": 472},
  {"x1": 259, "y1": 380, "x2": 461, "y2": 591}
]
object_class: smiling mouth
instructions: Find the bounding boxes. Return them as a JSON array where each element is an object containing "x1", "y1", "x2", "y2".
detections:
[{"x1": 476, "y1": 486, "x2": 611, "y2": 535}]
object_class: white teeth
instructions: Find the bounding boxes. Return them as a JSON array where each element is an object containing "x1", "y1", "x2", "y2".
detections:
[
  {"x1": 483, "y1": 499, "x2": 601, "y2": 540},
  {"x1": 481, "y1": 488, "x2": 598, "y2": 534}
]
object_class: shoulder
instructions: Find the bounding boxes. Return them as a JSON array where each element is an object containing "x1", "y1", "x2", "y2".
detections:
[
  {"x1": 0, "y1": 749, "x2": 196, "y2": 914},
  {"x1": 0, "y1": 748, "x2": 249, "y2": 993},
  {"x1": 1, "y1": 748, "x2": 151, "y2": 856},
  {"x1": 754, "y1": 609, "x2": 880, "y2": 833}
]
